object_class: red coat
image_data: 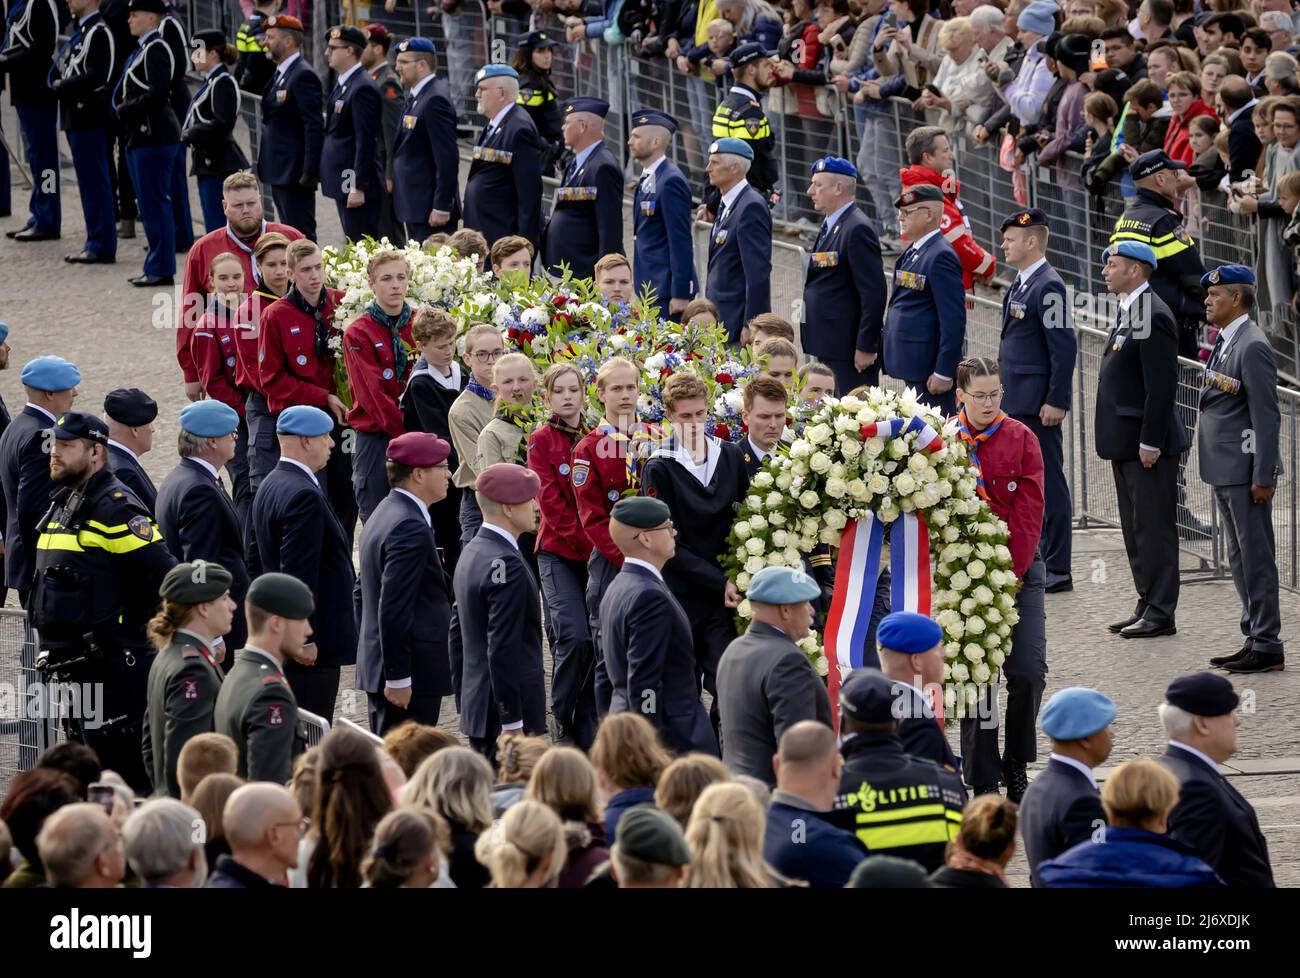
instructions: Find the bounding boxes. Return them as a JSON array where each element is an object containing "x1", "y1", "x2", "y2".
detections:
[
  {"x1": 899, "y1": 165, "x2": 995, "y2": 287},
  {"x1": 343, "y1": 312, "x2": 414, "y2": 437},
  {"x1": 177, "y1": 222, "x2": 304, "y2": 383},
  {"x1": 258, "y1": 288, "x2": 344, "y2": 414},
  {"x1": 191, "y1": 303, "x2": 247, "y2": 418},
  {"x1": 571, "y1": 422, "x2": 659, "y2": 567},
  {"x1": 964, "y1": 414, "x2": 1045, "y2": 580},
  {"x1": 1164, "y1": 100, "x2": 1218, "y2": 166},
  {"x1": 528, "y1": 421, "x2": 593, "y2": 562},
  {"x1": 232, "y1": 289, "x2": 281, "y2": 392}
]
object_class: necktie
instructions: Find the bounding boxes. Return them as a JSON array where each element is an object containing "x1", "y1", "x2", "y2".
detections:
[
  {"x1": 402, "y1": 92, "x2": 415, "y2": 114},
  {"x1": 564, "y1": 156, "x2": 578, "y2": 185},
  {"x1": 813, "y1": 221, "x2": 830, "y2": 252},
  {"x1": 1209, "y1": 331, "x2": 1226, "y2": 368}
]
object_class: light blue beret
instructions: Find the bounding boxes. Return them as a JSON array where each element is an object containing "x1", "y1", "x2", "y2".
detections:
[
  {"x1": 180, "y1": 400, "x2": 240, "y2": 437},
  {"x1": 709, "y1": 137, "x2": 754, "y2": 161},
  {"x1": 748, "y1": 566, "x2": 821, "y2": 605},
  {"x1": 1101, "y1": 240, "x2": 1157, "y2": 268},
  {"x1": 0, "y1": 322, "x2": 9, "y2": 343},
  {"x1": 1040, "y1": 687, "x2": 1117, "y2": 740},
  {"x1": 20, "y1": 355, "x2": 80, "y2": 392},
  {"x1": 276, "y1": 405, "x2": 334, "y2": 437},
  {"x1": 475, "y1": 63, "x2": 518, "y2": 84}
]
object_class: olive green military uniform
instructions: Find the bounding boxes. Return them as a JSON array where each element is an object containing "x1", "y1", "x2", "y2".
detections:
[
  {"x1": 214, "y1": 646, "x2": 303, "y2": 784},
  {"x1": 142, "y1": 630, "x2": 224, "y2": 797}
]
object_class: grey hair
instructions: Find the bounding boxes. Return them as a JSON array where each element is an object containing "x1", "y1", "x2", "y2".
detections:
[
  {"x1": 123, "y1": 799, "x2": 207, "y2": 885},
  {"x1": 715, "y1": 152, "x2": 753, "y2": 176},
  {"x1": 1158, "y1": 702, "x2": 1196, "y2": 740},
  {"x1": 36, "y1": 803, "x2": 114, "y2": 888},
  {"x1": 177, "y1": 429, "x2": 209, "y2": 459},
  {"x1": 970, "y1": 4, "x2": 1005, "y2": 31},
  {"x1": 1260, "y1": 11, "x2": 1293, "y2": 32},
  {"x1": 401, "y1": 747, "x2": 494, "y2": 835},
  {"x1": 610, "y1": 845, "x2": 680, "y2": 885}
]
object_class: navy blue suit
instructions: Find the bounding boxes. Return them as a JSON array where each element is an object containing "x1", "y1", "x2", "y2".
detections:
[
  {"x1": 801, "y1": 204, "x2": 887, "y2": 394},
  {"x1": 357, "y1": 489, "x2": 454, "y2": 734},
  {"x1": 259, "y1": 55, "x2": 323, "y2": 241},
  {"x1": 463, "y1": 105, "x2": 542, "y2": 248},
  {"x1": 155, "y1": 458, "x2": 251, "y2": 652},
  {"x1": 882, "y1": 231, "x2": 967, "y2": 415},
  {"x1": 1160, "y1": 743, "x2": 1274, "y2": 887},
  {"x1": 599, "y1": 561, "x2": 718, "y2": 756},
  {"x1": 0, "y1": 0, "x2": 61, "y2": 234},
  {"x1": 705, "y1": 183, "x2": 772, "y2": 343},
  {"x1": 896, "y1": 683, "x2": 959, "y2": 771},
  {"x1": 541, "y1": 139, "x2": 624, "y2": 280},
  {"x1": 54, "y1": 10, "x2": 118, "y2": 258},
  {"x1": 632, "y1": 157, "x2": 695, "y2": 313},
  {"x1": 999, "y1": 261, "x2": 1077, "y2": 578},
  {"x1": 321, "y1": 66, "x2": 382, "y2": 243},
  {"x1": 1018, "y1": 756, "x2": 1106, "y2": 887},
  {"x1": 247, "y1": 459, "x2": 357, "y2": 720},
  {"x1": 107, "y1": 443, "x2": 156, "y2": 513},
  {"x1": 452, "y1": 525, "x2": 546, "y2": 758},
  {"x1": 390, "y1": 76, "x2": 460, "y2": 243},
  {"x1": 0, "y1": 405, "x2": 56, "y2": 596},
  {"x1": 158, "y1": 11, "x2": 193, "y2": 252}
]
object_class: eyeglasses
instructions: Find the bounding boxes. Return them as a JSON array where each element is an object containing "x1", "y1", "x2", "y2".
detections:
[
  {"x1": 472, "y1": 349, "x2": 505, "y2": 363},
  {"x1": 273, "y1": 816, "x2": 311, "y2": 833},
  {"x1": 643, "y1": 521, "x2": 675, "y2": 534},
  {"x1": 962, "y1": 388, "x2": 1004, "y2": 404}
]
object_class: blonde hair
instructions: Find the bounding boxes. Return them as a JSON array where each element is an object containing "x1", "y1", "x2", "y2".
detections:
[
  {"x1": 594, "y1": 252, "x2": 632, "y2": 278},
  {"x1": 595, "y1": 355, "x2": 639, "y2": 393},
  {"x1": 208, "y1": 250, "x2": 244, "y2": 279},
  {"x1": 410, "y1": 308, "x2": 458, "y2": 346},
  {"x1": 495, "y1": 733, "x2": 550, "y2": 784},
  {"x1": 654, "y1": 754, "x2": 730, "y2": 828},
  {"x1": 590, "y1": 713, "x2": 670, "y2": 790},
  {"x1": 938, "y1": 15, "x2": 973, "y2": 47},
  {"x1": 747, "y1": 313, "x2": 795, "y2": 343},
  {"x1": 956, "y1": 794, "x2": 1018, "y2": 859},
  {"x1": 1100, "y1": 758, "x2": 1181, "y2": 830},
  {"x1": 756, "y1": 337, "x2": 798, "y2": 363},
  {"x1": 400, "y1": 747, "x2": 494, "y2": 834},
  {"x1": 682, "y1": 298, "x2": 719, "y2": 323},
  {"x1": 366, "y1": 249, "x2": 409, "y2": 280},
  {"x1": 525, "y1": 747, "x2": 602, "y2": 825},
  {"x1": 285, "y1": 238, "x2": 320, "y2": 270},
  {"x1": 682, "y1": 782, "x2": 774, "y2": 888},
  {"x1": 221, "y1": 170, "x2": 261, "y2": 195},
  {"x1": 362, "y1": 807, "x2": 451, "y2": 888},
  {"x1": 460, "y1": 322, "x2": 503, "y2": 357},
  {"x1": 474, "y1": 799, "x2": 568, "y2": 888},
  {"x1": 177, "y1": 734, "x2": 238, "y2": 801},
  {"x1": 661, "y1": 370, "x2": 710, "y2": 411},
  {"x1": 491, "y1": 352, "x2": 537, "y2": 412}
]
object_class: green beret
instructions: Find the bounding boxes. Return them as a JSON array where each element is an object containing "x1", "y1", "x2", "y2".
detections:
[
  {"x1": 610, "y1": 496, "x2": 671, "y2": 529},
  {"x1": 159, "y1": 561, "x2": 233, "y2": 604},
  {"x1": 247, "y1": 572, "x2": 314, "y2": 619}
]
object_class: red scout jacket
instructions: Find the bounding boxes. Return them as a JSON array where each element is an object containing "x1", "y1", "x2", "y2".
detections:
[
  {"x1": 191, "y1": 302, "x2": 247, "y2": 418},
  {"x1": 233, "y1": 289, "x2": 280, "y2": 392},
  {"x1": 970, "y1": 414, "x2": 1045, "y2": 580},
  {"x1": 571, "y1": 421, "x2": 659, "y2": 567},
  {"x1": 342, "y1": 311, "x2": 414, "y2": 438},
  {"x1": 528, "y1": 420, "x2": 593, "y2": 562},
  {"x1": 257, "y1": 288, "x2": 344, "y2": 414}
]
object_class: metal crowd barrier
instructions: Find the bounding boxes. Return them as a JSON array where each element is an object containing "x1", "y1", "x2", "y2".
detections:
[
  {"x1": 691, "y1": 222, "x2": 807, "y2": 333},
  {"x1": 299, "y1": 708, "x2": 330, "y2": 750},
  {"x1": 0, "y1": 611, "x2": 59, "y2": 799}
]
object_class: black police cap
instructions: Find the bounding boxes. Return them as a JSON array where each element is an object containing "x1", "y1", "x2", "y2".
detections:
[
  {"x1": 839, "y1": 668, "x2": 901, "y2": 724},
  {"x1": 53, "y1": 412, "x2": 109, "y2": 446}
]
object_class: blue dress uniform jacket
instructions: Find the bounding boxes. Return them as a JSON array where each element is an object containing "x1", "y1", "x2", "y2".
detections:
[
  {"x1": 182, "y1": 65, "x2": 248, "y2": 177},
  {"x1": 999, "y1": 261, "x2": 1076, "y2": 416},
  {"x1": 155, "y1": 458, "x2": 251, "y2": 651},
  {"x1": 632, "y1": 157, "x2": 695, "y2": 307},
  {"x1": 158, "y1": 11, "x2": 190, "y2": 128},
  {"x1": 705, "y1": 183, "x2": 772, "y2": 343},
  {"x1": 452, "y1": 525, "x2": 547, "y2": 741},
  {"x1": 541, "y1": 139, "x2": 624, "y2": 280},
  {"x1": 895, "y1": 682, "x2": 960, "y2": 771},
  {"x1": 357, "y1": 490, "x2": 454, "y2": 721},
  {"x1": 390, "y1": 77, "x2": 461, "y2": 227},
  {"x1": 114, "y1": 30, "x2": 179, "y2": 147},
  {"x1": 258, "y1": 56, "x2": 324, "y2": 187},
  {"x1": 801, "y1": 204, "x2": 887, "y2": 365},
  {"x1": 463, "y1": 104, "x2": 543, "y2": 247},
  {"x1": 321, "y1": 68, "x2": 382, "y2": 201},
  {"x1": 1, "y1": 0, "x2": 59, "y2": 108},
  {"x1": 1018, "y1": 756, "x2": 1106, "y2": 887},
  {"x1": 0, "y1": 405, "x2": 57, "y2": 592},
  {"x1": 247, "y1": 460, "x2": 358, "y2": 670},
  {"x1": 107, "y1": 443, "x2": 156, "y2": 513},
  {"x1": 1160, "y1": 743, "x2": 1275, "y2": 887},
  {"x1": 882, "y1": 231, "x2": 968, "y2": 403},
  {"x1": 599, "y1": 561, "x2": 718, "y2": 755},
  {"x1": 52, "y1": 11, "x2": 116, "y2": 131}
]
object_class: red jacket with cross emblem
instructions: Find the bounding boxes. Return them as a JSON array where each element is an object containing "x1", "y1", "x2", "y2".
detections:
[
  {"x1": 528, "y1": 421, "x2": 593, "y2": 563},
  {"x1": 571, "y1": 421, "x2": 660, "y2": 567},
  {"x1": 257, "y1": 288, "x2": 344, "y2": 414},
  {"x1": 899, "y1": 165, "x2": 995, "y2": 288},
  {"x1": 343, "y1": 311, "x2": 414, "y2": 438},
  {"x1": 191, "y1": 303, "x2": 247, "y2": 418},
  {"x1": 960, "y1": 414, "x2": 1045, "y2": 580}
]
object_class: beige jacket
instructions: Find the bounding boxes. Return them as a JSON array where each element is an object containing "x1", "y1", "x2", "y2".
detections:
[
  {"x1": 872, "y1": 14, "x2": 943, "y2": 90},
  {"x1": 477, "y1": 416, "x2": 526, "y2": 470},
  {"x1": 448, "y1": 390, "x2": 496, "y2": 489}
]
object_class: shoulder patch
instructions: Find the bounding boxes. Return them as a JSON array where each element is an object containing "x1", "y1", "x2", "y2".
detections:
[
  {"x1": 744, "y1": 118, "x2": 762, "y2": 136},
  {"x1": 1174, "y1": 226, "x2": 1191, "y2": 244},
  {"x1": 128, "y1": 515, "x2": 154, "y2": 540},
  {"x1": 267, "y1": 703, "x2": 285, "y2": 726},
  {"x1": 182, "y1": 677, "x2": 200, "y2": 700},
  {"x1": 571, "y1": 461, "x2": 590, "y2": 487}
]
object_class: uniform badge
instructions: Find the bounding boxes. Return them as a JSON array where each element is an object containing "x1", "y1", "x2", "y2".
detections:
[
  {"x1": 714, "y1": 229, "x2": 729, "y2": 246},
  {"x1": 382, "y1": 368, "x2": 394, "y2": 380},
  {"x1": 1008, "y1": 301, "x2": 1026, "y2": 319},
  {"x1": 268, "y1": 704, "x2": 284, "y2": 726},
  {"x1": 571, "y1": 461, "x2": 590, "y2": 487},
  {"x1": 127, "y1": 515, "x2": 153, "y2": 541},
  {"x1": 558, "y1": 463, "x2": 570, "y2": 476},
  {"x1": 276, "y1": 89, "x2": 288, "y2": 103},
  {"x1": 402, "y1": 114, "x2": 417, "y2": 129},
  {"x1": 640, "y1": 199, "x2": 656, "y2": 216},
  {"x1": 296, "y1": 354, "x2": 308, "y2": 365},
  {"x1": 607, "y1": 490, "x2": 619, "y2": 502},
  {"x1": 226, "y1": 356, "x2": 236, "y2": 367},
  {"x1": 1175, "y1": 226, "x2": 1192, "y2": 245},
  {"x1": 1208, "y1": 268, "x2": 1221, "y2": 285},
  {"x1": 745, "y1": 119, "x2": 762, "y2": 136},
  {"x1": 810, "y1": 251, "x2": 839, "y2": 268},
  {"x1": 182, "y1": 677, "x2": 199, "y2": 701},
  {"x1": 334, "y1": 100, "x2": 344, "y2": 113},
  {"x1": 1007, "y1": 481, "x2": 1017, "y2": 493}
]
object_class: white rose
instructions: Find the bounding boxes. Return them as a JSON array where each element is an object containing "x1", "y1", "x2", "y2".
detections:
[
  {"x1": 746, "y1": 495, "x2": 763, "y2": 511},
  {"x1": 802, "y1": 518, "x2": 819, "y2": 536},
  {"x1": 767, "y1": 553, "x2": 787, "y2": 567},
  {"x1": 972, "y1": 662, "x2": 991, "y2": 684},
  {"x1": 907, "y1": 453, "x2": 928, "y2": 474},
  {"x1": 967, "y1": 559, "x2": 986, "y2": 580},
  {"x1": 789, "y1": 440, "x2": 813, "y2": 459},
  {"x1": 863, "y1": 437, "x2": 886, "y2": 459},
  {"x1": 748, "y1": 515, "x2": 768, "y2": 532},
  {"x1": 806, "y1": 423, "x2": 832, "y2": 446},
  {"x1": 765, "y1": 491, "x2": 783, "y2": 510},
  {"x1": 944, "y1": 642, "x2": 961, "y2": 659},
  {"x1": 995, "y1": 544, "x2": 1013, "y2": 564},
  {"x1": 723, "y1": 389, "x2": 745, "y2": 413},
  {"x1": 769, "y1": 513, "x2": 787, "y2": 526},
  {"x1": 854, "y1": 407, "x2": 877, "y2": 424},
  {"x1": 809, "y1": 452, "x2": 832, "y2": 474},
  {"x1": 983, "y1": 632, "x2": 1000, "y2": 650},
  {"x1": 944, "y1": 620, "x2": 966, "y2": 640},
  {"x1": 989, "y1": 569, "x2": 1006, "y2": 589},
  {"x1": 985, "y1": 608, "x2": 1002, "y2": 625},
  {"x1": 752, "y1": 471, "x2": 774, "y2": 489},
  {"x1": 824, "y1": 509, "x2": 848, "y2": 530},
  {"x1": 775, "y1": 472, "x2": 793, "y2": 491},
  {"x1": 744, "y1": 556, "x2": 766, "y2": 574},
  {"x1": 833, "y1": 413, "x2": 858, "y2": 433},
  {"x1": 734, "y1": 522, "x2": 753, "y2": 541},
  {"x1": 799, "y1": 490, "x2": 819, "y2": 509},
  {"x1": 738, "y1": 599, "x2": 752, "y2": 618},
  {"x1": 735, "y1": 546, "x2": 748, "y2": 561},
  {"x1": 966, "y1": 616, "x2": 985, "y2": 635},
  {"x1": 800, "y1": 535, "x2": 818, "y2": 550},
  {"x1": 847, "y1": 479, "x2": 868, "y2": 500},
  {"x1": 814, "y1": 655, "x2": 829, "y2": 677},
  {"x1": 828, "y1": 462, "x2": 847, "y2": 481},
  {"x1": 887, "y1": 438, "x2": 908, "y2": 459},
  {"x1": 840, "y1": 439, "x2": 863, "y2": 459},
  {"x1": 791, "y1": 460, "x2": 810, "y2": 479},
  {"x1": 973, "y1": 585, "x2": 995, "y2": 606},
  {"x1": 878, "y1": 503, "x2": 899, "y2": 523},
  {"x1": 819, "y1": 527, "x2": 841, "y2": 545},
  {"x1": 771, "y1": 530, "x2": 788, "y2": 548},
  {"x1": 867, "y1": 473, "x2": 890, "y2": 496},
  {"x1": 949, "y1": 571, "x2": 971, "y2": 592},
  {"x1": 941, "y1": 523, "x2": 960, "y2": 542},
  {"x1": 745, "y1": 537, "x2": 765, "y2": 556},
  {"x1": 826, "y1": 478, "x2": 847, "y2": 498},
  {"x1": 963, "y1": 643, "x2": 986, "y2": 662},
  {"x1": 783, "y1": 547, "x2": 802, "y2": 565},
  {"x1": 950, "y1": 663, "x2": 970, "y2": 682},
  {"x1": 736, "y1": 572, "x2": 751, "y2": 589},
  {"x1": 521, "y1": 307, "x2": 549, "y2": 328},
  {"x1": 893, "y1": 472, "x2": 917, "y2": 496},
  {"x1": 988, "y1": 649, "x2": 1006, "y2": 667}
]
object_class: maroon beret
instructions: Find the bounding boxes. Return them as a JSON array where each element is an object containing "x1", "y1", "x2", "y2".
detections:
[
  {"x1": 387, "y1": 432, "x2": 450, "y2": 467},
  {"x1": 264, "y1": 14, "x2": 305, "y2": 31},
  {"x1": 364, "y1": 23, "x2": 390, "y2": 40},
  {"x1": 475, "y1": 462, "x2": 541, "y2": 504}
]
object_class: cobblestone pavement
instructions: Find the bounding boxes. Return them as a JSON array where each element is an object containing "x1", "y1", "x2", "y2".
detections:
[{"x1": 2, "y1": 141, "x2": 1296, "y2": 885}]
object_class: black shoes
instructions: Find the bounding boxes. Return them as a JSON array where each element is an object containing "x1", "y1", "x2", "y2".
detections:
[
  {"x1": 1222, "y1": 651, "x2": 1285, "y2": 674},
  {"x1": 12, "y1": 226, "x2": 59, "y2": 242},
  {"x1": 1108, "y1": 614, "x2": 1142, "y2": 634},
  {"x1": 65, "y1": 250, "x2": 115, "y2": 264},
  {"x1": 1045, "y1": 573, "x2": 1073, "y2": 593},
  {"x1": 1210, "y1": 644, "x2": 1251, "y2": 668},
  {"x1": 128, "y1": 274, "x2": 174, "y2": 287},
  {"x1": 1004, "y1": 762, "x2": 1029, "y2": 804},
  {"x1": 1120, "y1": 619, "x2": 1177, "y2": 639}
]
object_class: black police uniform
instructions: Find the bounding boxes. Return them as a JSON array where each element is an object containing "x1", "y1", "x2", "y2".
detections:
[
  {"x1": 706, "y1": 84, "x2": 776, "y2": 211},
  {"x1": 31, "y1": 464, "x2": 176, "y2": 793}
]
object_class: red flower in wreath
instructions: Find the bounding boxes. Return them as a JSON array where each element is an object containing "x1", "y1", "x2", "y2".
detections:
[
  {"x1": 715, "y1": 372, "x2": 734, "y2": 386},
  {"x1": 713, "y1": 423, "x2": 731, "y2": 441}
]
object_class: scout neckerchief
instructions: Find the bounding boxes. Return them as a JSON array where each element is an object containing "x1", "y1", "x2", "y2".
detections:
[
  {"x1": 956, "y1": 405, "x2": 1006, "y2": 502},
  {"x1": 366, "y1": 299, "x2": 412, "y2": 382},
  {"x1": 225, "y1": 220, "x2": 266, "y2": 284},
  {"x1": 285, "y1": 284, "x2": 332, "y2": 360},
  {"x1": 467, "y1": 374, "x2": 495, "y2": 402},
  {"x1": 546, "y1": 413, "x2": 590, "y2": 444},
  {"x1": 598, "y1": 415, "x2": 652, "y2": 488}
]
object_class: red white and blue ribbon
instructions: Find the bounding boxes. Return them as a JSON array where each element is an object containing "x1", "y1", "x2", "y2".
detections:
[
  {"x1": 859, "y1": 414, "x2": 946, "y2": 453},
  {"x1": 824, "y1": 514, "x2": 886, "y2": 723}
]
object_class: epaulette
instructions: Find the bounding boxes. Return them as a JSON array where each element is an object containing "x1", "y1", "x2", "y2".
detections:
[
  {"x1": 181, "y1": 644, "x2": 202, "y2": 659},
  {"x1": 259, "y1": 673, "x2": 287, "y2": 686}
]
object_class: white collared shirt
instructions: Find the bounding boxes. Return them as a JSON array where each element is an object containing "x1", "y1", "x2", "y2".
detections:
[
  {"x1": 1014, "y1": 256, "x2": 1048, "y2": 290},
  {"x1": 623, "y1": 556, "x2": 664, "y2": 581},
  {"x1": 570, "y1": 139, "x2": 603, "y2": 176},
  {"x1": 718, "y1": 179, "x2": 749, "y2": 223},
  {"x1": 482, "y1": 521, "x2": 520, "y2": 551},
  {"x1": 418, "y1": 360, "x2": 461, "y2": 390},
  {"x1": 275, "y1": 51, "x2": 301, "y2": 81},
  {"x1": 1168, "y1": 739, "x2": 1222, "y2": 773},
  {"x1": 820, "y1": 199, "x2": 854, "y2": 238},
  {"x1": 410, "y1": 72, "x2": 436, "y2": 100},
  {"x1": 485, "y1": 101, "x2": 514, "y2": 137},
  {"x1": 189, "y1": 456, "x2": 221, "y2": 482},
  {"x1": 1214, "y1": 314, "x2": 1250, "y2": 362},
  {"x1": 335, "y1": 63, "x2": 363, "y2": 90},
  {"x1": 642, "y1": 154, "x2": 667, "y2": 180},
  {"x1": 108, "y1": 439, "x2": 140, "y2": 464},
  {"x1": 25, "y1": 403, "x2": 57, "y2": 424},
  {"x1": 1228, "y1": 98, "x2": 1259, "y2": 125},
  {"x1": 906, "y1": 227, "x2": 941, "y2": 253},
  {"x1": 1049, "y1": 752, "x2": 1097, "y2": 788},
  {"x1": 653, "y1": 434, "x2": 720, "y2": 487},
  {"x1": 281, "y1": 456, "x2": 320, "y2": 486},
  {"x1": 393, "y1": 488, "x2": 432, "y2": 527},
  {"x1": 1119, "y1": 280, "x2": 1150, "y2": 310},
  {"x1": 747, "y1": 436, "x2": 773, "y2": 462}
]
